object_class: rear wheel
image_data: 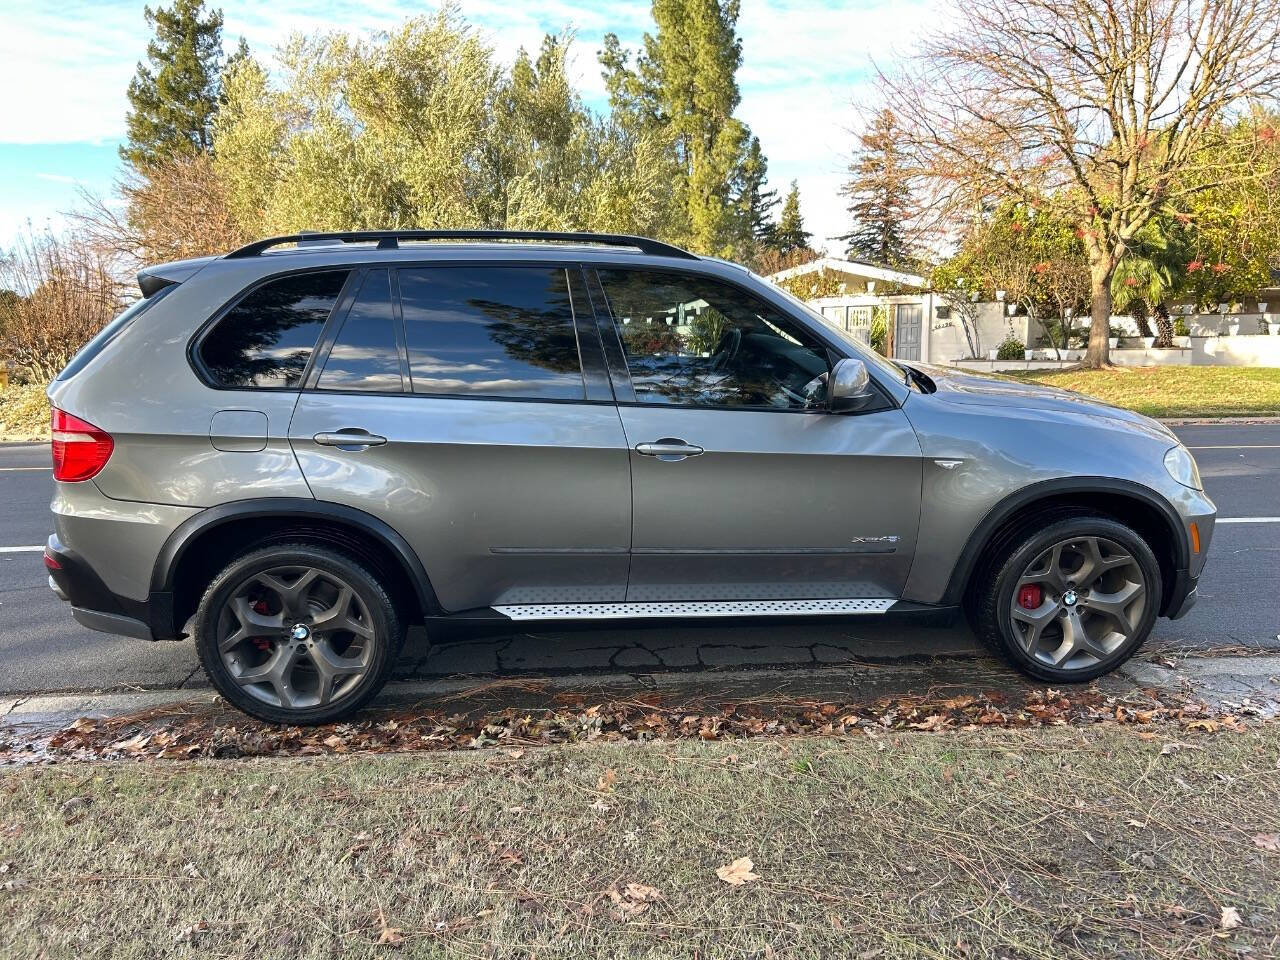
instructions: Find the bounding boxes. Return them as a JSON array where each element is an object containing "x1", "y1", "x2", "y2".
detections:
[
  {"x1": 194, "y1": 543, "x2": 402, "y2": 724},
  {"x1": 971, "y1": 515, "x2": 1161, "y2": 682}
]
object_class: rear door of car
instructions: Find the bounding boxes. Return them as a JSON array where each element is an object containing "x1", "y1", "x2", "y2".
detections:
[
  {"x1": 289, "y1": 262, "x2": 632, "y2": 613},
  {"x1": 585, "y1": 265, "x2": 923, "y2": 605}
]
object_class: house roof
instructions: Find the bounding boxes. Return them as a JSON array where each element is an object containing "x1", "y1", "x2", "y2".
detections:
[{"x1": 766, "y1": 257, "x2": 926, "y2": 290}]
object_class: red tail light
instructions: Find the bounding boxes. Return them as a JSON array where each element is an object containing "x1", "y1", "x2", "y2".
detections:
[{"x1": 50, "y1": 408, "x2": 114, "y2": 481}]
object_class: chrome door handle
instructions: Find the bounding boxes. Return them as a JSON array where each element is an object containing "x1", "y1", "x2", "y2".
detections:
[
  {"x1": 635, "y1": 438, "x2": 704, "y2": 461},
  {"x1": 314, "y1": 430, "x2": 387, "y2": 449}
]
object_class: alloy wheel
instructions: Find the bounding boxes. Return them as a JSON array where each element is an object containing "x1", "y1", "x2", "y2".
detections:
[
  {"x1": 216, "y1": 565, "x2": 375, "y2": 710},
  {"x1": 1008, "y1": 535, "x2": 1147, "y2": 671}
]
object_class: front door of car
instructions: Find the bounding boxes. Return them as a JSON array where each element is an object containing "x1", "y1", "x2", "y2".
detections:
[
  {"x1": 587, "y1": 267, "x2": 923, "y2": 603},
  {"x1": 289, "y1": 264, "x2": 632, "y2": 613}
]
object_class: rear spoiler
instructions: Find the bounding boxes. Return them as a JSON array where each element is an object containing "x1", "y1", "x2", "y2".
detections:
[{"x1": 136, "y1": 255, "x2": 218, "y2": 297}]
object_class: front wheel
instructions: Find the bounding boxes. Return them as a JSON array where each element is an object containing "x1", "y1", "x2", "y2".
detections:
[
  {"x1": 194, "y1": 543, "x2": 403, "y2": 724},
  {"x1": 971, "y1": 516, "x2": 1162, "y2": 682}
]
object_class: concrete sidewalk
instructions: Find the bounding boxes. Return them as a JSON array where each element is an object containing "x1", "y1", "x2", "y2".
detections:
[{"x1": 4, "y1": 648, "x2": 1276, "y2": 735}]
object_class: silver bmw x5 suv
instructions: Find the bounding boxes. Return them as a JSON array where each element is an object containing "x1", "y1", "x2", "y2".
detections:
[{"x1": 45, "y1": 230, "x2": 1215, "y2": 723}]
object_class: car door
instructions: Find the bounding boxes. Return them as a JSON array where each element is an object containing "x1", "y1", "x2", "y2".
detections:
[
  {"x1": 587, "y1": 266, "x2": 923, "y2": 603},
  {"x1": 289, "y1": 264, "x2": 632, "y2": 612}
]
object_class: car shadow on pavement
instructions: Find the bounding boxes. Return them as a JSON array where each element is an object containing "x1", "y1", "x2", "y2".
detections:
[{"x1": 397, "y1": 618, "x2": 982, "y2": 679}]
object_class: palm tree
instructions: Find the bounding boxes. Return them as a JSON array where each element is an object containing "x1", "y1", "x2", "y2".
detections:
[{"x1": 1111, "y1": 217, "x2": 1188, "y2": 347}]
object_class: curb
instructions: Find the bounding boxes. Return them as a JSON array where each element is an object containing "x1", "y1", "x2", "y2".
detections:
[
  {"x1": 5, "y1": 654, "x2": 1278, "y2": 729},
  {"x1": 1159, "y1": 416, "x2": 1280, "y2": 425}
]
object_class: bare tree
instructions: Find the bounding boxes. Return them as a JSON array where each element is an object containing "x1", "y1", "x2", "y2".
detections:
[
  {"x1": 73, "y1": 153, "x2": 246, "y2": 270},
  {"x1": 0, "y1": 228, "x2": 123, "y2": 383},
  {"x1": 884, "y1": 0, "x2": 1280, "y2": 366}
]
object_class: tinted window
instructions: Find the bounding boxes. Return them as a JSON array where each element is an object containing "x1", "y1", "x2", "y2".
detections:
[
  {"x1": 596, "y1": 269, "x2": 830, "y2": 409},
  {"x1": 399, "y1": 266, "x2": 584, "y2": 400},
  {"x1": 317, "y1": 270, "x2": 403, "y2": 392},
  {"x1": 199, "y1": 271, "x2": 348, "y2": 388}
]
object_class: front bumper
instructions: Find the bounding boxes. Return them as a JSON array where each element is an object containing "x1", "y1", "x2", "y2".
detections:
[
  {"x1": 45, "y1": 534, "x2": 156, "y2": 640},
  {"x1": 1165, "y1": 567, "x2": 1199, "y2": 620}
]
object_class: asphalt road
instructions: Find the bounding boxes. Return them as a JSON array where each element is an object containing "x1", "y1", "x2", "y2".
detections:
[{"x1": 2, "y1": 424, "x2": 1277, "y2": 695}]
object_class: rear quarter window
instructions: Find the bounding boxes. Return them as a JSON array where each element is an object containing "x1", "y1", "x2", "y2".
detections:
[
  {"x1": 197, "y1": 270, "x2": 350, "y2": 389},
  {"x1": 56, "y1": 285, "x2": 174, "y2": 382}
]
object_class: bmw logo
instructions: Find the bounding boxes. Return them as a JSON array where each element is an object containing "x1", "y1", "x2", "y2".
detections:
[
  {"x1": 1062, "y1": 589, "x2": 1078, "y2": 607},
  {"x1": 290, "y1": 623, "x2": 311, "y2": 641}
]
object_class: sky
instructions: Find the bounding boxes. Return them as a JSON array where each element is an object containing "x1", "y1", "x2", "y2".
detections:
[{"x1": 0, "y1": 0, "x2": 934, "y2": 254}]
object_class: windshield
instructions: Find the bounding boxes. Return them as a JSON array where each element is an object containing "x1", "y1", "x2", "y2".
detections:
[{"x1": 758, "y1": 274, "x2": 908, "y2": 382}]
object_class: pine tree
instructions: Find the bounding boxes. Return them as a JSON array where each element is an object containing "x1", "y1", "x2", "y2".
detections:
[
  {"x1": 734, "y1": 136, "x2": 779, "y2": 257},
  {"x1": 840, "y1": 108, "x2": 915, "y2": 266},
  {"x1": 598, "y1": 0, "x2": 754, "y2": 257},
  {"x1": 773, "y1": 181, "x2": 810, "y2": 253},
  {"x1": 122, "y1": 0, "x2": 225, "y2": 169}
]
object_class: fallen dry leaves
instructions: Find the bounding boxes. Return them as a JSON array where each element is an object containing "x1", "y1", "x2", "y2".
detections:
[
  {"x1": 716, "y1": 857, "x2": 760, "y2": 886},
  {"x1": 1251, "y1": 833, "x2": 1280, "y2": 852},
  {"x1": 1220, "y1": 906, "x2": 1243, "y2": 931},
  {"x1": 3, "y1": 684, "x2": 1259, "y2": 764},
  {"x1": 607, "y1": 882, "x2": 662, "y2": 920}
]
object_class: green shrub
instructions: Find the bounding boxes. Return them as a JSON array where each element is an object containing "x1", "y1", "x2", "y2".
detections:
[
  {"x1": 1173, "y1": 317, "x2": 1191, "y2": 337},
  {"x1": 869, "y1": 306, "x2": 890, "y2": 355},
  {"x1": 996, "y1": 336, "x2": 1025, "y2": 360},
  {"x1": 0, "y1": 383, "x2": 50, "y2": 439}
]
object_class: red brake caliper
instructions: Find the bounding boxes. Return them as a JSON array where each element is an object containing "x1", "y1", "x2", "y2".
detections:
[
  {"x1": 252, "y1": 599, "x2": 273, "y2": 651},
  {"x1": 1018, "y1": 584, "x2": 1043, "y2": 610}
]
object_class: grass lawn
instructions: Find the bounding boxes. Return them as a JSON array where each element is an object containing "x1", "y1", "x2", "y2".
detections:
[
  {"x1": 1014, "y1": 366, "x2": 1280, "y2": 418},
  {"x1": 3, "y1": 725, "x2": 1278, "y2": 959}
]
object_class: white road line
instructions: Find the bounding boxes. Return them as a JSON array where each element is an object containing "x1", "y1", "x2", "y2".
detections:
[
  {"x1": 0, "y1": 545, "x2": 44, "y2": 553},
  {"x1": 1187, "y1": 445, "x2": 1280, "y2": 450},
  {"x1": 0, "y1": 466, "x2": 49, "y2": 472},
  {"x1": 1217, "y1": 517, "x2": 1280, "y2": 524}
]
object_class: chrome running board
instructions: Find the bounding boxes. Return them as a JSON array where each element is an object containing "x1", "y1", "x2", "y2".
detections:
[{"x1": 492, "y1": 598, "x2": 897, "y2": 621}]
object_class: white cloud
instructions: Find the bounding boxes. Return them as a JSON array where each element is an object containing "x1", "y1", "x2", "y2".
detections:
[
  {"x1": 0, "y1": 0, "x2": 938, "y2": 254},
  {"x1": 34, "y1": 172, "x2": 80, "y2": 184}
]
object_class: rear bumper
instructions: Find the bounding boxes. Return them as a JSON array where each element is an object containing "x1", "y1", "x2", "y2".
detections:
[{"x1": 45, "y1": 534, "x2": 157, "y2": 641}]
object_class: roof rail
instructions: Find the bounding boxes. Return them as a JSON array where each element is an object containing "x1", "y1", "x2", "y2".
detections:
[{"x1": 224, "y1": 229, "x2": 698, "y2": 261}]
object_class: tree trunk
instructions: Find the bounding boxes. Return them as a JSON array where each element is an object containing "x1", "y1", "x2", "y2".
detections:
[
  {"x1": 1153, "y1": 304, "x2": 1173, "y2": 348},
  {"x1": 1082, "y1": 258, "x2": 1114, "y2": 368}
]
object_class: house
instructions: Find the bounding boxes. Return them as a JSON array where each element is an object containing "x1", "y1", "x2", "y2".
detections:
[{"x1": 765, "y1": 257, "x2": 940, "y2": 362}]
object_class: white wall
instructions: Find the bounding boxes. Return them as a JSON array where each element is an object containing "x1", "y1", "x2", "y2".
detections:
[{"x1": 929, "y1": 302, "x2": 1028, "y2": 362}]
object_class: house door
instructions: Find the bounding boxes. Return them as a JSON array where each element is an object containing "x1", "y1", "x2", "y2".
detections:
[{"x1": 895, "y1": 304, "x2": 922, "y2": 361}]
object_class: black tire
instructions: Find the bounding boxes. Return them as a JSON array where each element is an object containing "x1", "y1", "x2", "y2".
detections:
[
  {"x1": 970, "y1": 514, "x2": 1162, "y2": 683},
  {"x1": 195, "y1": 542, "x2": 403, "y2": 724}
]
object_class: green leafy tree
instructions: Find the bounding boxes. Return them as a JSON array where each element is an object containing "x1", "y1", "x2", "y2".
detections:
[
  {"x1": 841, "y1": 109, "x2": 915, "y2": 266},
  {"x1": 122, "y1": 0, "x2": 225, "y2": 168},
  {"x1": 773, "y1": 182, "x2": 811, "y2": 254},
  {"x1": 213, "y1": 8, "x2": 670, "y2": 238},
  {"x1": 1174, "y1": 111, "x2": 1280, "y2": 310},
  {"x1": 598, "y1": 0, "x2": 755, "y2": 257}
]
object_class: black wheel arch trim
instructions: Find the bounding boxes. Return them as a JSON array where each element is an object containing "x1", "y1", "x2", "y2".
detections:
[
  {"x1": 941, "y1": 476, "x2": 1189, "y2": 609},
  {"x1": 150, "y1": 498, "x2": 443, "y2": 632}
]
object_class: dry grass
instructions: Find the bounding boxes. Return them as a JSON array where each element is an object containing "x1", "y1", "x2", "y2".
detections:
[
  {"x1": 0, "y1": 383, "x2": 49, "y2": 440},
  {"x1": 1015, "y1": 366, "x2": 1280, "y2": 418},
  {"x1": 2, "y1": 725, "x2": 1278, "y2": 959}
]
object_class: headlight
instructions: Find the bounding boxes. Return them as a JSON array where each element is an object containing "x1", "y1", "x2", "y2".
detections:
[{"x1": 1164, "y1": 445, "x2": 1202, "y2": 490}]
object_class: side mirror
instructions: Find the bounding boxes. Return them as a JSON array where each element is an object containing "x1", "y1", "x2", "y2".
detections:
[{"x1": 828, "y1": 357, "x2": 877, "y2": 413}]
